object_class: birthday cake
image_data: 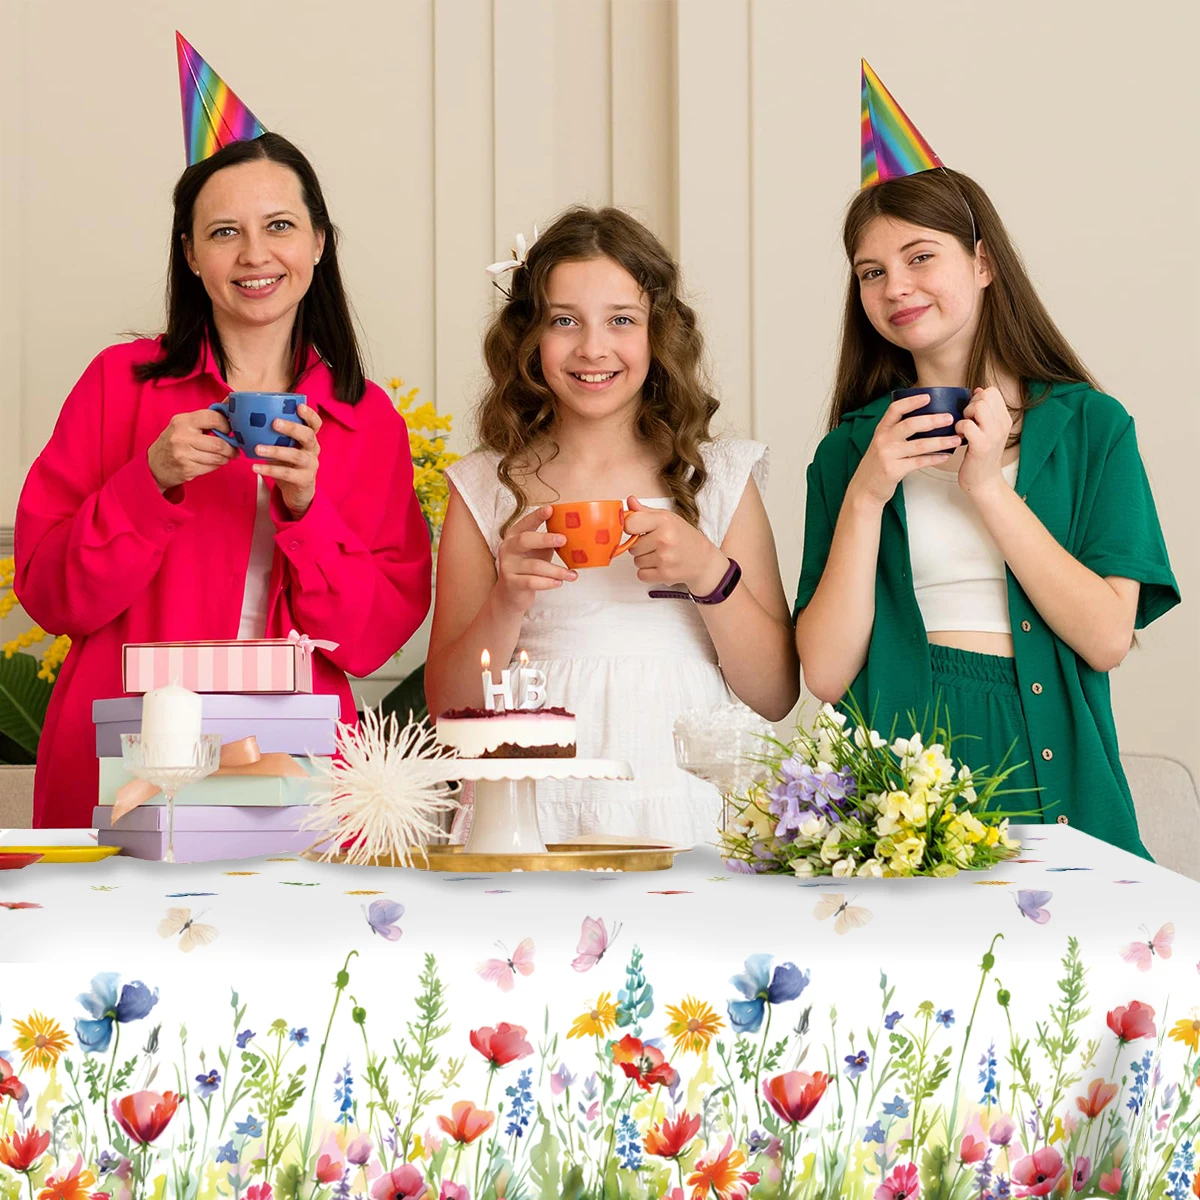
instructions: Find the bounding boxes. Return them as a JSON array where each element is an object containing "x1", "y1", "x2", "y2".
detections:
[{"x1": 434, "y1": 707, "x2": 577, "y2": 759}]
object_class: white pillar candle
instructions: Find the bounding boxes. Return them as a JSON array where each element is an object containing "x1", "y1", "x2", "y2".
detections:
[{"x1": 140, "y1": 683, "x2": 203, "y2": 768}]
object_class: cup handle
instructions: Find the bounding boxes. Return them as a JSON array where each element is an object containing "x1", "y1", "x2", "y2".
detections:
[{"x1": 207, "y1": 400, "x2": 238, "y2": 448}]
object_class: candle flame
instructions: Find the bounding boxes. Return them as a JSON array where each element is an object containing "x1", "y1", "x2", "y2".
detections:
[
  {"x1": 519, "y1": 649, "x2": 529, "y2": 667},
  {"x1": 481, "y1": 649, "x2": 491, "y2": 671}
]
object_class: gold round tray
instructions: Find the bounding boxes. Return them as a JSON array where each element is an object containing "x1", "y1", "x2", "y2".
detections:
[{"x1": 305, "y1": 842, "x2": 689, "y2": 873}]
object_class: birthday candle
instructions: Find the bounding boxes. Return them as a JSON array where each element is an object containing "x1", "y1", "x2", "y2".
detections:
[{"x1": 480, "y1": 649, "x2": 513, "y2": 712}]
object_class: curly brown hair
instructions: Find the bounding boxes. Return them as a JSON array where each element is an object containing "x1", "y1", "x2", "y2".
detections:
[
  {"x1": 477, "y1": 206, "x2": 719, "y2": 533},
  {"x1": 829, "y1": 168, "x2": 1097, "y2": 432}
]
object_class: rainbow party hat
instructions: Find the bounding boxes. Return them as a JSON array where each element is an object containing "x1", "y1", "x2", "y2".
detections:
[
  {"x1": 176, "y1": 32, "x2": 265, "y2": 166},
  {"x1": 860, "y1": 59, "x2": 942, "y2": 188}
]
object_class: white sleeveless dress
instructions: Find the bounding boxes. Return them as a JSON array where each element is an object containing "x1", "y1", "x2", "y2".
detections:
[{"x1": 445, "y1": 438, "x2": 768, "y2": 847}]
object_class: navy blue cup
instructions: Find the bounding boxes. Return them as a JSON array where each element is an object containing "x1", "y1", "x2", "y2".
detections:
[
  {"x1": 893, "y1": 386, "x2": 970, "y2": 441},
  {"x1": 208, "y1": 392, "x2": 302, "y2": 457}
]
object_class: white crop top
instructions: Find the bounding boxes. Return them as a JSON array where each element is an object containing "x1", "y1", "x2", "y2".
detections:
[{"x1": 903, "y1": 459, "x2": 1019, "y2": 635}]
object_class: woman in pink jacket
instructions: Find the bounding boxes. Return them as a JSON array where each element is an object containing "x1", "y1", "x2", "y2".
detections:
[{"x1": 15, "y1": 132, "x2": 432, "y2": 826}]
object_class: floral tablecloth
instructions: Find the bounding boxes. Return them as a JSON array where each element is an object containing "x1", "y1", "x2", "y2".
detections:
[{"x1": 1, "y1": 825, "x2": 1198, "y2": 1200}]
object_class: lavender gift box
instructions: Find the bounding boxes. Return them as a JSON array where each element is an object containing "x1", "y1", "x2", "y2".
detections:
[
  {"x1": 97, "y1": 757, "x2": 326, "y2": 807},
  {"x1": 93, "y1": 694, "x2": 339, "y2": 758},
  {"x1": 92, "y1": 805, "x2": 328, "y2": 862}
]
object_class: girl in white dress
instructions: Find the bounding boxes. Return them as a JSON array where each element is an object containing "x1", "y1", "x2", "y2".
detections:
[{"x1": 425, "y1": 207, "x2": 798, "y2": 846}]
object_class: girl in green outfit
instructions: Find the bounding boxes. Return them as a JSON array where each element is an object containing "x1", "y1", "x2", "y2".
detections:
[{"x1": 793, "y1": 164, "x2": 1179, "y2": 858}]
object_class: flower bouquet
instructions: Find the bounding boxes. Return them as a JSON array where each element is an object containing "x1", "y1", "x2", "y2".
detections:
[{"x1": 719, "y1": 703, "x2": 1028, "y2": 878}]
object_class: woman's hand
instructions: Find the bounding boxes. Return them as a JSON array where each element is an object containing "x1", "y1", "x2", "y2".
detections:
[
  {"x1": 846, "y1": 393, "x2": 963, "y2": 509},
  {"x1": 623, "y1": 497, "x2": 729, "y2": 594},
  {"x1": 956, "y1": 386, "x2": 1013, "y2": 499},
  {"x1": 253, "y1": 403, "x2": 322, "y2": 518},
  {"x1": 147, "y1": 408, "x2": 238, "y2": 491},
  {"x1": 493, "y1": 505, "x2": 577, "y2": 617}
]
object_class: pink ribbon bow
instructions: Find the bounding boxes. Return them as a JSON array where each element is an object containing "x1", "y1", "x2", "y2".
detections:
[{"x1": 286, "y1": 629, "x2": 339, "y2": 657}]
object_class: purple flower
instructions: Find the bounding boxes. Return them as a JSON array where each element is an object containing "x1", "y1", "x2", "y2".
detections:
[
  {"x1": 194, "y1": 1069, "x2": 221, "y2": 1098},
  {"x1": 884, "y1": 1010, "x2": 903, "y2": 1030},
  {"x1": 936, "y1": 1009, "x2": 955, "y2": 1028},
  {"x1": 346, "y1": 1135, "x2": 372, "y2": 1166},
  {"x1": 215, "y1": 1140, "x2": 238, "y2": 1164},
  {"x1": 724, "y1": 857, "x2": 766, "y2": 875},
  {"x1": 550, "y1": 1063, "x2": 576, "y2": 1096},
  {"x1": 747, "y1": 1129, "x2": 783, "y2": 1157},
  {"x1": 236, "y1": 1029, "x2": 255, "y2": 1049},
  {"x1": 767, "y1": 761, "x2": 857, "y2": 838},
  {"x1": 864, "y1": 1120, "x2": 886, "y2": 1143},
  {"x1": 289, "y1": 1027, "x2": 309, "y2": 1046},
  {"x1": 844, "y1": 1050, "x2": 869, "y2": 1078}
]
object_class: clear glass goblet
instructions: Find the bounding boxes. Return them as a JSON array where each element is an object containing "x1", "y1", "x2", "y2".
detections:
[
  {"x1": 673, "y1": 703, "x2": 776, "y2": 831},
  {"x1": 120, "y1": 733, "x2": 222, "y2": 863}
]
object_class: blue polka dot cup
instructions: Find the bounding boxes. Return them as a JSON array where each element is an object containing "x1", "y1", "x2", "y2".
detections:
[{"x1": 208, "y1": 392, "x2": 303, "y2": 457}]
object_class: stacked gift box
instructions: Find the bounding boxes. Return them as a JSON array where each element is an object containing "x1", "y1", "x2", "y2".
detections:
[{"x1": 92, "y1": 638, "x2": 340, "y2": 862}]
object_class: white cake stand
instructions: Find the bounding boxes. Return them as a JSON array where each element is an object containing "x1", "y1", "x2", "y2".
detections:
[{"x1": 450, "y1": 758, "x2": 633, "y2": 855}]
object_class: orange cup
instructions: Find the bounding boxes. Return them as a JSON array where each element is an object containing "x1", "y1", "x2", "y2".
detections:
[{"x1": 546, "y1": 500, "x2": 640, "y2": 569}]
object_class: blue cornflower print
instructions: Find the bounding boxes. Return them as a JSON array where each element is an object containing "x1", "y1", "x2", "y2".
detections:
[
  {"x1": 194, "y1": 1069, "x2": 220, "y2": 1098},
  {"x1": 882, "y1": 1095, "x2": 910, "y2": 1118},
  {"x1": 235, "y1": 1114, "x2": 263, "y2": 1138},
  {"x1": 236, "y1": 1029, "x2": 255, "y2": 1049},
  {"x1": 936, "y1": 1009, "x2": 955, "y2": 1028},
  {"x1": 74, "y1": 973, "x2": 160, "y2": 1054},
  {"x1": 884, "y1": 1011, "x2": 903, "y2": 1031},
  {"x1": 863, "y1": 1120, "x2": 886, "y2": 1144},
  {"x1": 727, "y1": 954, "x2": 810, "y2": 1033},
  {"x1": 289, "y1": 1027, "x2": 309, "y2": 1047}
]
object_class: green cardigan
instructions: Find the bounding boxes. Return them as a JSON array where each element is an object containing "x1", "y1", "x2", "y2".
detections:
[{"x1": 794, "y1": 381, "x2": 1180, "y2": 857}]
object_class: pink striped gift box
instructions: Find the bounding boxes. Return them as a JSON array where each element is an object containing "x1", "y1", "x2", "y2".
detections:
[{"x1": 122, "y1": 639, "x2": 314, "y2": 694}]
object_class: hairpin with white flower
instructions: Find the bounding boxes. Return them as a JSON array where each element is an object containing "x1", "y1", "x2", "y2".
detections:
[{"x1": 486, "y1": 225, "x2": 539, "y2": 297}]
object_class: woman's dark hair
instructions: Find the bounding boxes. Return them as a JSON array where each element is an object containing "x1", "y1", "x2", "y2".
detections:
[
  {"x1": 136, "y1": 132, "x2": 366, "y2": 403},
  {"x1": 829, "y1": 167, "x2": 1097, "y2": 431},
  {"x1": 478, "y1": 205, "x2": 719, "y2": 533}
]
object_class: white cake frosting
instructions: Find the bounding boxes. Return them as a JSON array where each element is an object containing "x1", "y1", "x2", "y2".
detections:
[{"x1": 434, "y1": 709, "x2": 577, "y2": 758}]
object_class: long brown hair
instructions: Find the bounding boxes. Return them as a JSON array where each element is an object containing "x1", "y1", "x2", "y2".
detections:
[
  {"x1": 136, "y1": 132, "x2": 367, "y2": 404},
  {"x1": 477, "y1": 206, "x2": 719, "y2": 532},
  {"x1": 828, "y1": 168, "x2": 1096, "y2": 431}
]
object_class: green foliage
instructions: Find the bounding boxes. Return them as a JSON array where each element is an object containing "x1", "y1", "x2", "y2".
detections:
[
  {"x1": 0, "y1": 651, "x2": 51, "y2": 760},
  {"x1": 615, "y1": 946, "x2": 653, "y2": 1035}
]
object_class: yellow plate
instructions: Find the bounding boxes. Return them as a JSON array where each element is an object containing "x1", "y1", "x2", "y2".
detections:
[
  {"x1": 1, "y1": 845, "x2": 121, "y2": 863},
  {"x1": 305, "y1": 843, "x2": 688, "y2": 873}
]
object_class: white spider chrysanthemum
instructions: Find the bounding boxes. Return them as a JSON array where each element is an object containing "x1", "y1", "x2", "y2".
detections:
[{"x1": 300, "y1": 709, "x2": 460, "y2": 867}]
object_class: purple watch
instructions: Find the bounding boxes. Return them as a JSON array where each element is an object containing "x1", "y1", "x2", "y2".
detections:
[{"x1": 649, "y1": 559, "x2": 742, "y2": 604}]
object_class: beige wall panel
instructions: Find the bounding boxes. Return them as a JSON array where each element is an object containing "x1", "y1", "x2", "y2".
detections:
[
  {"x1": 610, "y1": 0, "x2": 676, "y2": 251},
  {"x1": 0, "y1": 0, "x2": 26, "y2": 528},
  {"x1": 675, "y1": 0, "x2": 752, "y2": 436},
  {"x1": 434, "y1": 0, "x2": 495, "y2": 433},
  {"x1": 492, "y1": 0, "x2": 557, "y2": 254}
]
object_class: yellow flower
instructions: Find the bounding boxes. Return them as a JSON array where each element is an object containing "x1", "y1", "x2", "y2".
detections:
[
  {"x1": 567, "y1": 992, "x2": 618, "y2": 1039},
  {"x1": 1169, "y1": 1016, "x2": 1200, "y2": 1052},
  {"x1": 887, "y1": 833, "x2": 926, "y2": 873},
  {"x1": 12, "y1": 1011, "x2": 72, "y2": 1071},
  {"x1": 387, "y1": 377, "x2": 405, "y2": 391},
  {"x1": 664, "y1": 996, "x2": 724, "y2": 1055}
]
